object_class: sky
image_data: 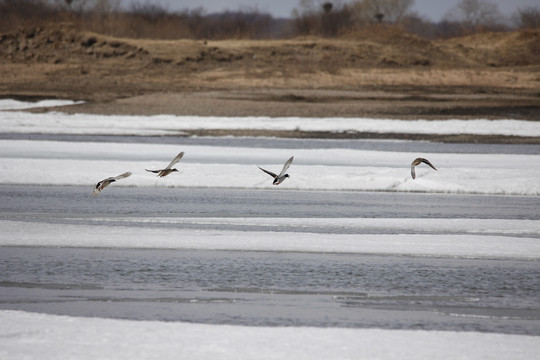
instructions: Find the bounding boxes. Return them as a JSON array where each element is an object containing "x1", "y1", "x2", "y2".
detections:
[{"x1": 121, "y1": 0, "x2": 540, "y2": 20}]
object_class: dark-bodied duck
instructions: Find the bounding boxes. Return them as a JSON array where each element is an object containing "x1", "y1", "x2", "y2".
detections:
[
  {"x1": 146, "y1": 152, "x2": 185, "y2": 178},
  {"x1": 258, "y1": 156, "x2": 294, "y2": 185},
  {"x1": 92, "y1": 172, "x2": 132, "y2": 195},
  {"x1": 411, "y1": 157, "x2": 437, "y2": 179}
]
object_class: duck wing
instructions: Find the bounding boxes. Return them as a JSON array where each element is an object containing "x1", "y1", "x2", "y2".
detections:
[
  {"x1": 258, "y1": 166, "x2": 277, "y2": 179},
  {"x1": 113, "y1": 172, "x2": 132, "y2": 180},
  {"x1": 410, "y1": 158, "x2": 437, "y2": 179},
  {"x1": 278, "y1": 156, "x2": 294, "y2": 177},
  {"x1": 92, "y1": 172, "x2": 131, "y2": 196},
  {"x1": 164, "y1": 152, "x2": 185, "y2": 170},
  {"x1": 420, "y1": 158, "x2": 437, "y2": 171}
]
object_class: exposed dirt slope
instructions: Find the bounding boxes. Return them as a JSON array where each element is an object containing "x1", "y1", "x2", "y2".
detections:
[
  {"x1": 0, "y1": 24, "x2": 538, "y2": 131},
  {"x1": 2, "y1": 24, "x2": 540, "y2": 68}
]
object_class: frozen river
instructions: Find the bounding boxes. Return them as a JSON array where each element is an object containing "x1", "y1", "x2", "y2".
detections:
[
  {"x1": 1, "y1": 186, "x2": 539, "y2": 335},
  {"x1": 1, "y1": 100, "x2": 540, "y2": 358}
]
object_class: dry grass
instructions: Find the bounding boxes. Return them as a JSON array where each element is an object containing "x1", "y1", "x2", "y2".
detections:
[
  {"x1": 0, "y1": 24, "x2": 538, "y2": 122},
  {"x1": 0, "y1": 23, "x2": 537, "y2": 145}
]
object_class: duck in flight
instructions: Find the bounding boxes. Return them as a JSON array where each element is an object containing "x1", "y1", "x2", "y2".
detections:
[
  {"x1": 258, "y1": 156, "x2": 294, "y2": 185},
  {"x1": 92, "y1": 172, "x2": 132, "y2": 195},
  {"x1": 146, "y1": 152, "x2": 185, "y2": 178},
  {"x1": 411, "y1": 157, "x2": 437, "y2": 179}
]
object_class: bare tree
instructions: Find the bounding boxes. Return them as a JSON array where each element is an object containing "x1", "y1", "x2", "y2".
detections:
[
  {"x1": 513, "y1": 6, "x2": 540, "y2": 29},
  {"x1": 0, "y1": 0, "x2": 56, "y2": 31},
  {"x1": 89, "y1": 0, "x2": 121, "y2": 14},
  {"x1": 320, "y1": 1, "x2": 352, "y2": 36},
  {"x1": 130, "y1": 1, "x2": 168, "y2": 23},
  {"x1": 293, "y1": 0, "x2": 346, "y2": 17},
  {"x1": 444, "y1": 0, "x2": 503, "y2": 28},
  {"x1": 292, "y1": 0, "x2": 351, "y2": 36},
  {"x1": 350, "y1": 0, "x2": 415, "y2": 25},
  {"x1": 49, "y1": 0, "x2": 90, "y2": 12}
]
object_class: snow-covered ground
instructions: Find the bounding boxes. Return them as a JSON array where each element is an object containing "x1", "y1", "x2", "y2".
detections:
[
  {"x1": 1, "y1": 99, "x2": 539, "y2": 359},
  {"x1": 1, "y1": 139, "x2": 540, "y2": 195},
  {"x1": 1, "y1": 310, "x2": 539, "y2": 360},
  {"x1": 2, "y1": 99, "x2": 540, "y2": 137},
  {"x1": 1, "y1": 99, "x2": 539, "y2": 195}
]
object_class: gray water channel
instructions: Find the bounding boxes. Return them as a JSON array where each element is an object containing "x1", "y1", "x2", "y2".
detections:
[
  {"x1": 1, "y1": 186, "x2": 539, "y2": 220},
  {"x1": 1, "y1": 185, "x2": 539, "y2": 335},
  {"x1": 2, "y1": 133, "x2": 539, "y2": 154},
  {"x1": 0, "y1": 247, "x2": 539, "y2": 335}
]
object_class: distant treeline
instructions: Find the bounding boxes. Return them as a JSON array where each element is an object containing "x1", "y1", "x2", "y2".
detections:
[{"x1": 1, "y1": 0, "x2": 539, "y2": 39}]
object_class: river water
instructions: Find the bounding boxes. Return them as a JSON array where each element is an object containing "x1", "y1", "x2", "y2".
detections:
[
  {"x1": 0, "y1": 246, "x2": 538, "y2": 335},
  {"x1": 1, "y1": 185, "x2": 539, "y2": 335}
]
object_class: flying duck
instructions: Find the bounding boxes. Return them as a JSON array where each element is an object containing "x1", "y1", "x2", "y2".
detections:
[
  {"x1": 92, "y1": 172, "x2": 132, "y2": 195},
  {"x1": 411, "y1": 157, "x2": 437, "y2": 179},
  {"x1": 146, "y1": 152, "x2": 185, "y2": 177},
  {"x1": 258, "y1": 156, "x2": 294, "y2": 185}
]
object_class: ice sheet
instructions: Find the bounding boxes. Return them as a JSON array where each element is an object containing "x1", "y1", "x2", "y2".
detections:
[
  {"x1": 2, "y1": 111, "x2": 540, "y2": 137},
  {"x1": 1, "y1": 310, "x2": 538, "y2": 360},
  {"x1": 1, "y1": 99, "x2": 539, "y2": 136},
  {"x1": 1, "y1": 140, "x2": 539, "y2": 195},
  {"x1": 2, "y1": 220, "x2": 539, "y2": 259}
]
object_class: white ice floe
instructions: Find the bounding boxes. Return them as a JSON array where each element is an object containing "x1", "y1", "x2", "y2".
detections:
[
  {"x1": 1, "y1": 310, "x2": 539, "y2": 360},
  {"x1": 85, "y1": 217, "x2": 540, "y2": 237},
  {"x1": 2, "y1": 112, "x2": 540, "y2": 137},
  {"x1": 2, "y1": 219, "x2": 539, "y2": 259},
  {"x1": 1, "y1": 99, "x2": 539, "y2": 136},
  {"x1": 1, "y1": 140, "x2": 539, "y2": 195}
]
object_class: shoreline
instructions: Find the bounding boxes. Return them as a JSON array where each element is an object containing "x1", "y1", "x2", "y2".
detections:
[{"x1": 8, "y1": 89, "x2": 538, "y2": 145}]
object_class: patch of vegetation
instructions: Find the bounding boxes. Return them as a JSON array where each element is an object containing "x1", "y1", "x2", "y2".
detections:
[{"x1": 1, "y1": 0, "x2": 539, "y2": 40}]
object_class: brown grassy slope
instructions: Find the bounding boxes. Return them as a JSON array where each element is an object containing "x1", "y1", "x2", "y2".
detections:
[
  {"x1": 3, "y1": 24, "x2": 538, "y2": 66},
  {"x1": 438, "y1": 30, "x2": 540, "y2": 67},
  {"x1": 0, "y1": 24, "x2": 539, "y2": 124}
]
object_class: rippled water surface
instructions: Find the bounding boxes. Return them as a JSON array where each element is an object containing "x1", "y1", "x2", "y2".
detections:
[{"x1": 0, "y1": 247, "x2": 539, "y2": 334}]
